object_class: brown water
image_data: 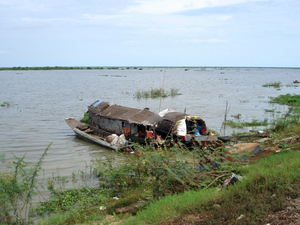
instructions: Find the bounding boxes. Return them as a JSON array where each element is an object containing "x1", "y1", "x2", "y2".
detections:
[{"x1": 0, "y1": 67, "x2": 299, "y2": 196}]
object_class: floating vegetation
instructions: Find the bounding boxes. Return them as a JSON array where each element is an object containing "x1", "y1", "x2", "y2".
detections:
[
  {"x1": 1, "y1": 102, "x2": 10, "y2": 107},
  {"x1": 286, "y1": 84, "x2": 298, "y2": 87},
  {"x1": 262, "y1": 81, "x2": 281, "y2": 88},
  {"x1": 135, "y1": 88, "x2": 181, "y2": 99},
  {"x1": 269, "y1": 94, "x2": 300, "y2": 107},
  {"x1": 99, "y1": 75, "x2": 126, "y2": 77},
  {"x1": 225, "y1": 118, "x2": 268, "y2": 128},
  {"x1": 239, "y1": 100, "x2": 249, "y2": 103},
  {"x1": 264, "y1": 109, "x2": 275, "y2": 113}
]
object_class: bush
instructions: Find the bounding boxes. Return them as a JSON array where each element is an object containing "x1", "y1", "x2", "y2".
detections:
[
  {"x1": 95, "y1": 143, "x2": 236, "y2": 199},
  {"x1": 0, "y1": 143, "x2": 51, "y2": 224}
]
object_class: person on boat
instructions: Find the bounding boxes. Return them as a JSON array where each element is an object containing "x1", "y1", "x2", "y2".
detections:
[
  {"x1": 138, "y1": 125, "x2": 146, "y2": 137},
  {"x1": 147, "y1": 128, "x2": 154, "y2": 139}
]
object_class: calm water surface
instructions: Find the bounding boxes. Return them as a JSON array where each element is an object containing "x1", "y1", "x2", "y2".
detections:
[{"x1": 0, "y1": 67, "x2": 299, "y2": 198}]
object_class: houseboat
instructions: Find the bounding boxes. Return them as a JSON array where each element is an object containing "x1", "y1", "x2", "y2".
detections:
[{"x1": 65, "y1": 100, "x2": 221, "y2": 150}]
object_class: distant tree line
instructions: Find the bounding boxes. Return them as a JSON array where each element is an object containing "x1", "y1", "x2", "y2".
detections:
[{"x1": 0, "y1": 66, "x2": 143, "y2": 71}]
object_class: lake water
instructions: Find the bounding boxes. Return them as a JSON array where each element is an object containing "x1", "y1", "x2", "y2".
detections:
[{"x1": 0, "y1": 67, "x2": 299, "y2": 197}]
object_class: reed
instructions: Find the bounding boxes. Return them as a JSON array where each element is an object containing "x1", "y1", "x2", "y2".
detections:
[
  {"x1": 134, "y1": 87, "x2": 181, "y2": 99},
  {"x1": 262, "y1": 81, "x2": 281, "y2": 88}
]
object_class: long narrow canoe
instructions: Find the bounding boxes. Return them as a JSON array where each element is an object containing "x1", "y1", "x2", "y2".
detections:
[{"x1": 65, "y1": 117, "x2": 124, "y2": 151}]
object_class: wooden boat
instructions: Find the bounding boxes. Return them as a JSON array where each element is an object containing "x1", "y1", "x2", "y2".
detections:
[
  {"x1": 293, "y1": 80, "x2": 300, "y2": 83},
  {"x1": 65, "y1": 100, "x2": 223, "y2": 150},
  {"x1": 65, "y1": 117, "x2": 127, "y2": 151},
  {"x1": 65, "y1": 100, "x2": 165, "y2": 150}
]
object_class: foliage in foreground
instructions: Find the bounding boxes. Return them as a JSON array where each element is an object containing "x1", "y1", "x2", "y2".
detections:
[
  {"x1": 123, "y1": 149, "x2": 300, "y2": 225},
  {"x1": 0, "y1": 143, "x2": 51, "y2": 224},
  {"x1": 37, "y1": 142, "x2": 239, "y2": 224}
]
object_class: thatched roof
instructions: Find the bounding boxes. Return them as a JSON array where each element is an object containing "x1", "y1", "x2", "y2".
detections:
[
  {"x1": 88, "y1": 101, "x2": 163, "y2": 126},
  {"x1": 161, "y1": 111, "x2": 187, "y2": 122},
  {"x1": 161, "y1": 111, "x2": 205, "y2": 123}
]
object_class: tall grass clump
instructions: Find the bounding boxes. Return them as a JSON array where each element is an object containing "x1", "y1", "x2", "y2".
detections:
[
  {"x1": 0, "y1": 143, "x2": 51, "y2": 224},
  {"x1": 262, "y1": 81, "x2": 281, "y2": 88},
  {"x1": 269, "y1": 94, "x2": 300, "y2": 131},
  {"x1": 225, "y1": 118, "x2": 268, "y2": 128},
  {"x1": 95, "y1": 144, "x2": 198, "y2": 199},
  {"x1": 134, "y1": 87, "x2": 181, "y2": 99}
]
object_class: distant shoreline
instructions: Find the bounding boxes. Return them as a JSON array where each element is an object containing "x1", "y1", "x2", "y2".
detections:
[{"x1": 0, "y1": 66, "x2": 299, "y2": 71}]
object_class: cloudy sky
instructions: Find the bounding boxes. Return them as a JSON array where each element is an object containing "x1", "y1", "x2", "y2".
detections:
[{"x1": 0, "y1": 0, "x2": 299, "y2": 67}]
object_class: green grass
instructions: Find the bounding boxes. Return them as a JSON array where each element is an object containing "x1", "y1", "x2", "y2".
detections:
[
  {"x1": 122, "y1": 189, "x2": 218, "y2": 225},
  {"x1": 80, "y1": 112, "x2": 89, "y2": 123},
  {"x1": 122, "y1": 150, "x2": 300, "y2": 224}
]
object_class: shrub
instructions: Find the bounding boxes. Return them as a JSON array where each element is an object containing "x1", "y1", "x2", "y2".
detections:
[{"x1": 0, "y1": 143, "x2": 51, "y2": 224}]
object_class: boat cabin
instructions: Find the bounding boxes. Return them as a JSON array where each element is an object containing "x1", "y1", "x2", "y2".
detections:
[
  {"x1": 87, "y1": 100, "x2": 163, "y2": 143},
  {"x1": 155, "y1": 110, "x2": 207, "y2": 140}
]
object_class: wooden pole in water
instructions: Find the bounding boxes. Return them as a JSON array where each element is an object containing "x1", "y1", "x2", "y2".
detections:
[
  {"x1": 159, "y1": 70, "x2": 165, "y2": 112},
  {"x1": 220, "y1": 101, "x2": 230, "y2": 135}
]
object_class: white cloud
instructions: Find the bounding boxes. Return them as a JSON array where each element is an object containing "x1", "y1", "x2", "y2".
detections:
[{"x1": 123, "y1": 0, "x2": 268, "y2": 14}]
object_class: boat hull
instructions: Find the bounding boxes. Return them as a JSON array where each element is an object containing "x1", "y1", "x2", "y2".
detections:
[{"x1": 65, "y1": 118, "x2": 124, "y2": 151}]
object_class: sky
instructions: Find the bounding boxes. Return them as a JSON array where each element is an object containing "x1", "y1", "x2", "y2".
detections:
[{"x1": 0, "y1": 0, "x2": 299, "y2": 67}]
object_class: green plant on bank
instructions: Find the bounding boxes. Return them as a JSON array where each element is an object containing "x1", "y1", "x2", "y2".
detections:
[
  {"x1": 1, "y1": 101, "x2": 10, "y2": 107},
  {"x1": 122, "y1": 150, "x2": 300, "y2": 225},
  {"x1": 262, "y1": 81, "x2": 281, "y2": 88},
  {"x1": 35, "y1": 187, "x2": 107, "y2": 216},
  {"x1": 270, "y1": 107, "x2": 300, "y2": 132},
  {"x1": 37, "y1": 142, "x2": 240, "y2": 224},
  {"x1": 224, "y1": 118, "x2": 268, "y2": 128},
  {"x1": 268, "y1": 94, "x2": 300, "y2": 132},
  {"x1": 96, "y1": 143, "x2": 238, "y2": 198},
  {"x1": 135, "y1": 87, "x2": 181, "y2": 99},
  {"x1": 0, "y1": 143, "x2": 51, "y2": 224}
]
